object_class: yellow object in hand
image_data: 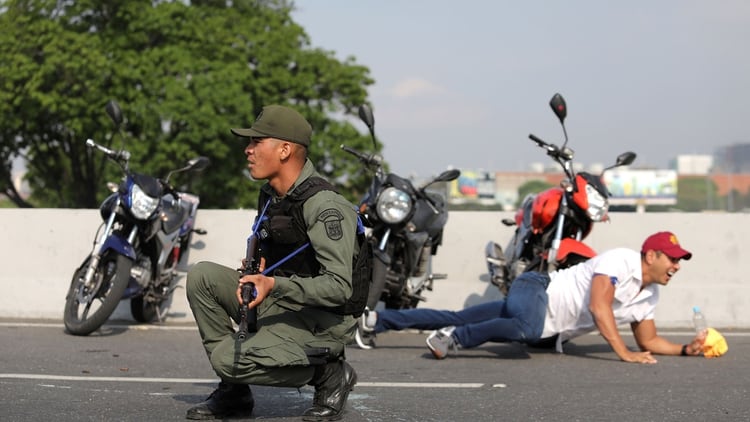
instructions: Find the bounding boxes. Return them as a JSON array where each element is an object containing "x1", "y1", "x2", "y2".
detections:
[{"x1": 702, "y1": 327, "x2": 728, "y2": 358}]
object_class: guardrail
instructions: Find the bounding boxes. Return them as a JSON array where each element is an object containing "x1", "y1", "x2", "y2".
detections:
[{"x1": 1, "y1": 209, "x2": 746, "y2": 328}]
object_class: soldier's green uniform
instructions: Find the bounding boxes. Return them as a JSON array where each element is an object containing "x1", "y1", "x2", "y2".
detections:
[
  {"x1": 186, "y1": 105, "x2": 359, "y2": 421},
  {"x1": 186, "y1": 159, "x2": 357, "y2": 387}
]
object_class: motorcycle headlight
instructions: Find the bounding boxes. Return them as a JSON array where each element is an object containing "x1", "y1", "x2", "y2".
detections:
[
  {"x1": 129, "y1": 183, "x2": 160, "y2": 220},
  {"x1": 376, "y1": 187, "x2": 413, "y2": 224},
  {"x1": 585, "y1": 184, "x2": 609, "y2": 222}
]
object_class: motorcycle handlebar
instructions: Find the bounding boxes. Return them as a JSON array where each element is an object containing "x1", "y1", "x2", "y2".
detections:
[
  {"x1": 340, "y1": 145, "x2": 360, "y2": 157},
  {"x1": 528, "y1": 133, "x2": 546, "y2": 146},
  {"x1": 86, "y1": 138, "x2": 131, "y2": 162},
  {"x1": 529, "y1": 134, "x2": 567, "y2": 160},
  {"x1": 341, "y1": 145, "x2": 381, "y2": 167}
]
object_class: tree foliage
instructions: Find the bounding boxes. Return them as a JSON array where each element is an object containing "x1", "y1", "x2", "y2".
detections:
[
  {"x1": 0, "y1": 0, "x2": 376, "y2": 208},
  {"x1": 675, "y1": 176, "x2": 719, "y2": 212}
]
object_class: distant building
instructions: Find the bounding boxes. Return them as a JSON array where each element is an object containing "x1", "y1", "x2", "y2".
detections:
[
  {"x1": 671, "y1": 155, "x2": 713, "y2": 175},
  {"x1": 604, "y1": 169, "x2": 678, "y2": 206},
  {"x1": 715, "y1": 143, "x2": 750, "y2": 173},
  {"x1": 702, "y1": 174, "x2": 750, "y2": 197},
  {"x1": 450, "y1": 167, "x2": 566, "y2": 210},
  {"x1": 449, "y1": 147, "x2": 750, "y2": 212}
]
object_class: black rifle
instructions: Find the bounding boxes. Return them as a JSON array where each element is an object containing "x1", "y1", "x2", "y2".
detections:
[{"x1": 237, "y1": 234, "x2": 260, "y2": 340}]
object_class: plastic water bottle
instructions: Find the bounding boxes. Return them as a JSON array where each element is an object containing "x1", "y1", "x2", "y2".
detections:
[{"x1": 692, "y1": 306, "x2": 708, "y2": 340}]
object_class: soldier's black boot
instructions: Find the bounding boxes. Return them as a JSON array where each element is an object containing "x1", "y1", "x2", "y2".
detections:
[
  {"x1": 302, "y1": 360, "x2": 357, "y2": 421},
  {"x1": 186, "y1": 381, "x2": 254, "y2": 420}
]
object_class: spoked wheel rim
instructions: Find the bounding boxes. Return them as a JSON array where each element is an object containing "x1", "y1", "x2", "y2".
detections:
[{"x1": 63, "y1": 252, "x2": 132, "y2": 336}]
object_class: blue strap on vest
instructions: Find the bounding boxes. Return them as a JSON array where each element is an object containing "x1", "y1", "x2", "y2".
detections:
[
  {"x1": 262, "y1": 241, "x2": 310, "y2": 275},
  {"x1": 248, "y1": 188, "x2": 365, "y2": 276},
  {"x1": 248, "y1": 199, "x2": 311, "y2": 276}
]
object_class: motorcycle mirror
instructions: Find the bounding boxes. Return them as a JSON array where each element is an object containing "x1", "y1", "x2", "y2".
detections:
[
  {"x1": 602, "y1": 151, "x2": 637, "y2": 173},
  {"x1": 435, "y1": 169, "x2": 461, "y2": 182},
  {"x1": 187, "y1": 156, "x2": 211, "y2": 172},
  {"x1": 357, "y1": 104, "x2": 377, "y2": 149},
  {"x1": 615, "y1": 151, "x2": 637, "y2": 167},
  {"x1": 421, "y1": 169, "x2": 461, "y2": 190},
  {"x1": 105, "y1": 100, "x2": 123, "y2": 126},
  {"x1": 358, "y1": 104, "x2": 375, "y2": 128},
  {"x1": 549, "y1": 93, "x2": 567, "y2": 124},
  {"x1": 165, "y1": 156, "x2": 211, "y2": 183}
]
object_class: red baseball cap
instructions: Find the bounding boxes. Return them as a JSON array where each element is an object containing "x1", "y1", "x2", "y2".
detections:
[{"x1": 641, "y1": 231, "x2": 692, "y2": 260}]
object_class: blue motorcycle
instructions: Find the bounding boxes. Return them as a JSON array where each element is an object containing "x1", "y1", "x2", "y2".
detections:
[{"x1": 63, "y1": 100, "x2": 209, "y2": 336}]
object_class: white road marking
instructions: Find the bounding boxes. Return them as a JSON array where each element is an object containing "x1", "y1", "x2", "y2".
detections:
[
  {"x1": 358, "y1": 382, "x2": 483, "y2": 388},
  {"x1": 0, "y1": 322, "x2": 198, "y2": 330},
  {"x1": 1, "y1": 373, "x2": 216, "y2": 383},
  {"x1": 0, "y1": 373, "x2": 485, "y2": 388}
]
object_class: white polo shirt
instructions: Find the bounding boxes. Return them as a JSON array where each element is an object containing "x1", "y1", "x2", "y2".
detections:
[{"x1": 541, "y1": 248, "x2": 659, "y2": 352}]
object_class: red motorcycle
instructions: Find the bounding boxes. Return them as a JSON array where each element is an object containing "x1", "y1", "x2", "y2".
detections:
[{"x1": 485, "y1": 93, "x2": 636, "y2": 295}]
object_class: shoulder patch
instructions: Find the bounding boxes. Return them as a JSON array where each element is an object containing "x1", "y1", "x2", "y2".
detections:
[{"x1": 318, "y1": 208, "x2": 344, "y2": 240}]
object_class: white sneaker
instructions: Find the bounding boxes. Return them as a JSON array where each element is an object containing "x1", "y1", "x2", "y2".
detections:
[
  {"x1": 426, "y1": 326, "x2": 458, "y2": 359},
  {"x1": 354, "y1": 328, "x2": 375, "y2": 350},
  {"x1": 354, "y1": 308, "x2": 377, "y2": 350},
  {"x1": 358, "y1": 308, "x2": 377, "y2": 333}
]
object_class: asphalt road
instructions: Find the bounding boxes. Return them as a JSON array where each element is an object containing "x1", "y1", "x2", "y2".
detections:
[{"x1": 1, "y1": 320, "x2": 748, "y2": 421}]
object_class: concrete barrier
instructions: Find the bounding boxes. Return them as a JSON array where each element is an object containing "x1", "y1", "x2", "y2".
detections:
[{"x1": 1, "y1": 209, "x2": 747, "y2": 328}]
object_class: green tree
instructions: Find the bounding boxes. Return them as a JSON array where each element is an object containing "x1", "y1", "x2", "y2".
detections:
[
  {"x1": 0, "y1": 0, "x2": 376, "y2": 209},
  {"x1": 675, "y1": 176, "x2": 719, "y2": 212}
]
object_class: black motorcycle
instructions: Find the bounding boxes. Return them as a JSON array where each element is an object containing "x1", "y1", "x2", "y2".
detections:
[
  {"x1": 64, "y1": 100, "x2": 210, "y2": 336},
  {"x1": 343, "y1": 104, "x2": 460, "y2": 348}
]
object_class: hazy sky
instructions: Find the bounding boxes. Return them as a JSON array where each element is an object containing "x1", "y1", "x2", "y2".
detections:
[{"x1": 292, "y1": 1, "x2": 750, "y2": 177}]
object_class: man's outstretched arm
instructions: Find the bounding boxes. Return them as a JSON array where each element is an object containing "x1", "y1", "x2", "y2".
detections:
[{"x1": 631, "y1": 319, "x2": 703, "y2": 356}]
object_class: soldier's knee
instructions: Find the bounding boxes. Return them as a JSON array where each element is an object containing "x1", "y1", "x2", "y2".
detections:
[{"x1": 186, "y1": 261, "x2": 214, "y2": 297}]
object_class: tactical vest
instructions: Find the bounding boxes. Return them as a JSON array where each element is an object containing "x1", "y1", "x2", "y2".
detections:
[
  {"x1": 257, "y1": 177, "x2": 372, "y2": 317},
  {"x1": 257, "y1": 177, "x2": 333, "y2": 278}
]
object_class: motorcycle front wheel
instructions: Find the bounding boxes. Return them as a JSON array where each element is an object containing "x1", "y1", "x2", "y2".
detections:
[
  {"x1": 365, "y1": 255, "x2": 388, "y2": 311},
  {"x1": 63, "y1": 251, "x2": 132, "y2": 336}
]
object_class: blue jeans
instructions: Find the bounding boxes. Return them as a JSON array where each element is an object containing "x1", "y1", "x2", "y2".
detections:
[{"x1": 374, "y1": 272, "x2": 550, "y2": 348}]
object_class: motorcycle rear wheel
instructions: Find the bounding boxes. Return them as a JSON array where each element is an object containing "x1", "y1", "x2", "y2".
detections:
[
  {"x1": 63, "y1": 252, "x2": 132, "y2": 336},
  {"x1": 130, "y1": 295, "x2": 168, "y2": 323}
]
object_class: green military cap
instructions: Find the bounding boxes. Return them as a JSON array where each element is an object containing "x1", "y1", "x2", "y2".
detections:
[{"x1": 231, "y1": 105, "x2": 312, "y2": 147}]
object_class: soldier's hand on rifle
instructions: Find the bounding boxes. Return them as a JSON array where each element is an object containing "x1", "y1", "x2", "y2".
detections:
[
  {"x1": 236, "y1": 257, "x2": 275, "y2": 307},
  {"x1": 237, "y1": 274, "x2": 275, "y2": 307}
]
